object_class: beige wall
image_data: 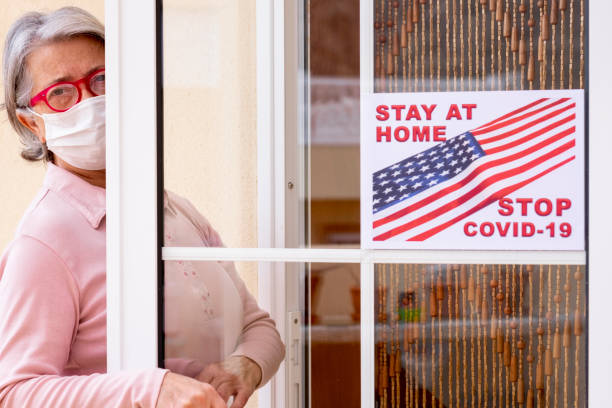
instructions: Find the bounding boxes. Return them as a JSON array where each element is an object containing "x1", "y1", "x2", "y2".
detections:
[
  {"x1": 1, "y1": 2, "x2": 261, "y2": 406},
  {"x1": 0, "y1": 1, "x2": 104, "y2": 252}
]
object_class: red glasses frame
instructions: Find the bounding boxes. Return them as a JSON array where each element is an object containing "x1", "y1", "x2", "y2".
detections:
[{"x1": 29, "y1": 68, "x2": 106, "y2": 112}]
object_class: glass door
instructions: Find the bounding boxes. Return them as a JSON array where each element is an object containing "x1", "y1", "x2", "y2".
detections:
[
  {"x1": 103, "y1": 0, "x2": 612, "y2": 407},
  {"x1": 160, "y1": 0, "x2": 588, "y2": 406}
]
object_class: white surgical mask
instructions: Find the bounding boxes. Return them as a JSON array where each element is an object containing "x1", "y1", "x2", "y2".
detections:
[{"x1": 28, "y1": 95, "x2": 106, "y2": 170}]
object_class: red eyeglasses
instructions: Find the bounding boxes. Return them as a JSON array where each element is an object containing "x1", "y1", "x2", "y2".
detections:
[{"x1": 29, "y1": 68, "x2": 106, "y2": 112}]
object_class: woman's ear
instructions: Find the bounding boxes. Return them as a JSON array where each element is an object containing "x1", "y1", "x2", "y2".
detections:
[{"x1": 17, "y1": 111, "x2": 45, "y2": 144}]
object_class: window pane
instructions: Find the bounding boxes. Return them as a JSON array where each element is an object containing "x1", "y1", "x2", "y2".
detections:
[
  {"x1": 310, "y1": 262, "x2": 361, "y2": 407},
  {"x1": 374, "y1": 263, "x2": 586, "y2": 407},
  {"x1": 161, "y1": 0, "x2": 362, "y2": 248},
  {"x1": 162, "y1": 260, "x2": 360, "y2": 407},
  {"x1": 309, "y1": 0, "x2": 361, "y2": 247},
  {"x1": 162, "y1": 1, "x2": 258, "y2": 248}
]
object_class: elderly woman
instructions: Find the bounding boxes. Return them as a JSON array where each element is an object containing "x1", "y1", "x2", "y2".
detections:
[{"x1": 0, "y1": 7, "x2": 284, "y2": 408}]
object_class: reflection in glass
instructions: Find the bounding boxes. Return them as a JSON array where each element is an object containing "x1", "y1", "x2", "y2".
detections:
[
  {"x1": 163, "y1": 1, "x2": 258, "y2": 248},
  {"x1": 309, "y1": 0, "x2": 361, "y2": 247},
  {"x1": 374, "y1": 263, "x2": 586, "y2": 407},
  {"x1": 162, "y1": 259, "x2": 361, "y2": 407},
  {"x1": 164, "y1": 260, "x2": 246, "y2": 371},
  {"x1": 310, "y1": 263, "x2": 361, "y2": 407}
]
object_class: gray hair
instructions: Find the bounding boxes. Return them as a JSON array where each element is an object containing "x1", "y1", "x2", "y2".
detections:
[{"x1": 1, "y1": 7, "x2": 104, "y2": 162}]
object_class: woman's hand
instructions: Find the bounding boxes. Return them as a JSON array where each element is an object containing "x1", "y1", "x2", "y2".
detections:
[
  {"x1": 156, "y1": 372, "x2": 227, "y2": 408},
  {"x1": 195, "y1": 356, "x2": 262, "y2": 408}
]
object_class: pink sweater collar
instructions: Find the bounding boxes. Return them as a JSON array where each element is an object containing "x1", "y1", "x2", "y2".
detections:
[
  {"x1": 42, "y1": 164, "x2": 177, "y2": 228},
  {"x1": 43, "y1": 163, "x2": 107, "y2": 229}
]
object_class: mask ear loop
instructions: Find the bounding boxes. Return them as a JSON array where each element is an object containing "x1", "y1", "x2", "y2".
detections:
[
  {"x1": 26, "y1": 107, "x2": 43, "y2": 118},
  {"x1": 17, "y1": 106, "x2": 54, "y2": 163}
]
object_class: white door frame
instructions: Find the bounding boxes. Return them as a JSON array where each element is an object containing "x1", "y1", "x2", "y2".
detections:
[
  {"x1": 105, "y1": 0, "x2": 160, "y2": 372},
  {"x1": 255, "y1": 0, "x2": 288, "y2": 406},
  {"x1": 586, "y1": 1, "x2": 612, "y2": 406}
]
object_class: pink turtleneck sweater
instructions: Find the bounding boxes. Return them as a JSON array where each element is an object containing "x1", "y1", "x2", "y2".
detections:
[{"x1": 0, "y1": 163, "x2": 284, "y2": 407}]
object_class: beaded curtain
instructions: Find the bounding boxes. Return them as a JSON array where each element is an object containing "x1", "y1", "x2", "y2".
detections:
[
  {"x1": 373, "y1": 0, "x2": 585, "y2": 93},
  {"x1": 375, "y1": 264, "x2": 586, "y2": 407}
]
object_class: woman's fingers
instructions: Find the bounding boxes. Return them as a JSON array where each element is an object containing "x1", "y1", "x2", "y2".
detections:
[
  {"x1": 208, "y1": 369, "x2": 233, "y2": 390},
  {"x1": 195, "y1": 365, "x2": 216, "y2": 384},
  {"x1": 215, "y1": 382, "x2": 234, "y2": 402},
  {"x1": 229, "y1": 388, "x2": 251, "y2": 408},
  {"x1": 156, "y1": 372, "x2": 226, "y2": 408},
  {"x1": 195, "y1": 357, "x2": 260, "y2": 407},
  {"x1": 197, "y1": 363, "x2": 238, "y2": 392},
  {"x1": 199, "y1": 383, "x2": 227, "y2": 408}
]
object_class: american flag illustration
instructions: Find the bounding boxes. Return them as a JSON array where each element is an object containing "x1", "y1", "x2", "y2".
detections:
[{"x1": 372, "y1": 98, "x2": 577, "y2": 241}]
